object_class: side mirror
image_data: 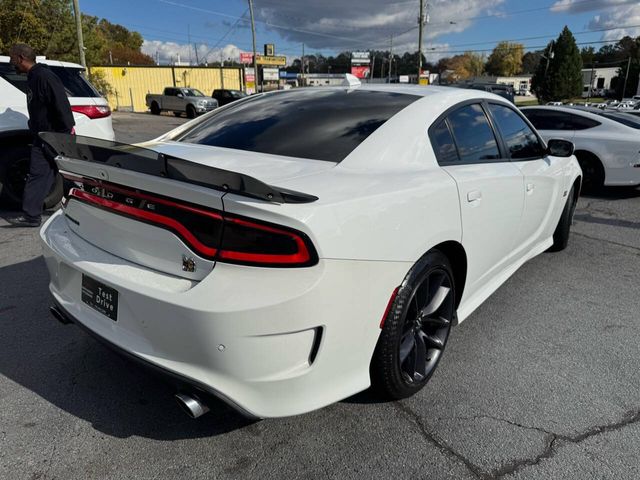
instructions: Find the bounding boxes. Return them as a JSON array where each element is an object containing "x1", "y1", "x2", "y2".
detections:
[
  {"x1": 177, "y1": 93, "x2": 184, "y2": 98},
  {"x1": 547, "y1": 138, "x2": 574, "y2": 158}
]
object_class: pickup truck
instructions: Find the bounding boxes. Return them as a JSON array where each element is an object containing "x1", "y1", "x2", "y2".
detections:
[{"x1": 146, "y1": 87, "x2": 218, "y2": 118}]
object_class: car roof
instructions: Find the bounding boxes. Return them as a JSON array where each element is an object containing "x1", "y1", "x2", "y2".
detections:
[{"x1": 0, "y1": 55, "x2": 84, "y2": 69}]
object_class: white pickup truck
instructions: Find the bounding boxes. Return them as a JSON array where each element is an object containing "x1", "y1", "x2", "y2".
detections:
[{"x1": 146, "y1": 87, "x2": 218, "y2": 118}]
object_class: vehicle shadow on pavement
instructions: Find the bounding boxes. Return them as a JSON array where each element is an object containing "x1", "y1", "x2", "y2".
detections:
[
  {"x1": 581, "y1": 186, "x2": 640, "y2": 200},
  {"x1": 0, "y1": 257, "x2": 255, "y2": 439}
]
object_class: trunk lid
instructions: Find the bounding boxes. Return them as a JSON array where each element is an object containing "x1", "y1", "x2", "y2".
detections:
[{"x1": 40, "y1": 133, "x2": 321, "y2": 280}]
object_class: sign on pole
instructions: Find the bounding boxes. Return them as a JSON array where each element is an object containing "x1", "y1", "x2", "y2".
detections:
[
  {"x1": 256, "y1": 54, "x2": 287, "y2": 66},
  {"x1": 240, "y1": 52, "x2": 254, "y2": 64}
]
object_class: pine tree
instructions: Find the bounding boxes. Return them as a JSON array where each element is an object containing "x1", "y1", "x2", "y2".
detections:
[{"x1": 531, "y1": 27, "x2": 583, "y2": 103}]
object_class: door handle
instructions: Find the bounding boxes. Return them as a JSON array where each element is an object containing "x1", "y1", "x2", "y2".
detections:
[
  {"x1": 467, "y1": 190, "x2": 482, "y2": 202},
  {"x1": 526, "y1": 183, "x2": 535, "y2": 193}
]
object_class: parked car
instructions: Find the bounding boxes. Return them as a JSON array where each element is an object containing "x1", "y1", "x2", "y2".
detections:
[
  {"x1": 521, "y1": 105, "x2": 640, "y2": 192},
  {"x1": 146, "y1": 87, "x2": 218, "y2": 118},
  {"x1": 466, "y1": 83, "x2": 515, "y2": 103},
  {"x1": 40, "y1": 86, "x2": 580, "y2": 419},
  {"x1": 0, "y1": 56, "x2": 114, "y2": 208},
  {"x1": 211, "y1": 89, "x2": 247, "y2": 106}
]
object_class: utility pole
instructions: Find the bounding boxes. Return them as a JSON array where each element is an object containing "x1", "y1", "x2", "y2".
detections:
[
  {"x1": 301, "y1": 43, "x2": 305, "y2": 84},
  {"x1": 371, "y1": 55, "x2": 375, "y2": 81},
  {"x1": 72, "y1": 0, "x2": 86, "y2": 68},
  {"x1": 194, "y1": 43, "x2": 199, "y2": 65},
  {"x1": 188, "y1": 25, "x2": 192, "y2": 65},
  {"x1": 417, "y1": 0, "x2": 426, "y2": 84},
  {"x1": 622, "y1": 56, "x2": 632, "y2": 100},
  {"x1": 248, "y1": 0, "x2": 258, "y2": 93},
  {"x1": 388, "y1": 35, "x2": 393, "y2": 84},
  {"x1": 587, "y1": 62, "x2": 595, "y2": 102}
]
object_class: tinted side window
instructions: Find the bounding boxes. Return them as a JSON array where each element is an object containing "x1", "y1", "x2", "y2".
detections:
[
  {"x1": 488, "y1": 104, "x2": 545, "y2": 159},
  {"x1": 446, "y1": 104, "x2": 500, "y2": 163},
  {"x1": 0, "y1": 63, "x2": 28, "y2": 93},
  {"x1": 48, "y1": 66, "x2": 99, "y2": 97},
  {"x1": 521, "y1": 109, "x2": 572, "y2": 130},
  {"x1": 567, "y1": 114, "x2": 600, "y2": 130},
  {"x1": 430, "y1": 120, "x2": 459, "y2": 164}
]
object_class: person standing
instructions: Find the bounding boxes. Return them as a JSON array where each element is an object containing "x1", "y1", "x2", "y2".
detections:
[{"x1": 7, "y1": 43, "x2": 75, "y2": 227}]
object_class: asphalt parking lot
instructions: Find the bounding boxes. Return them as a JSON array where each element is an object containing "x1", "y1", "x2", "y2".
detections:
[{"x1": 1, "y1": 112, "x2": 639, "y2": 479}]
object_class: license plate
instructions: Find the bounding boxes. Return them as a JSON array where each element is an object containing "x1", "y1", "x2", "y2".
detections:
[{"x1": 81, "y1": 274, "x2": 118, "y2": 321}]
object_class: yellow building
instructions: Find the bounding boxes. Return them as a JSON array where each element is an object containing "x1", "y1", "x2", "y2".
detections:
[{"x1": 89, "y1": 65, "x2": 243, "y2": 113}]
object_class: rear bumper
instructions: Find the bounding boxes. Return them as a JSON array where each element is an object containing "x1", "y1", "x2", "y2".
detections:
[{"x1": 40, "y1": 210, "x2": 409, "y2": 417}]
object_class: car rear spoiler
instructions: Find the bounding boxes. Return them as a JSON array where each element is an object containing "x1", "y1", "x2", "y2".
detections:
[{"x1": 38, "y1": 132, "x2": 318, "y2": 204}]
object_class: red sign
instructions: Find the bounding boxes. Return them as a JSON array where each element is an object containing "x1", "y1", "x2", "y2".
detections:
[
  {"x1": 240, "y1": 52, "x2": 253, "y2": 64},
  {"x1": 351, "y1": 65, "x2": 370, "y2": 79}
]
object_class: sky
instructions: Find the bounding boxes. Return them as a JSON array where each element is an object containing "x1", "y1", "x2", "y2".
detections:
[{"x1": 79, "y1": 0, "x2": 640, "y2": 65}]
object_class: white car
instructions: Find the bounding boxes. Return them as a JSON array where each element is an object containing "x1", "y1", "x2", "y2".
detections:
[
  {"x1": 521, "y1": 106, "x2": 640, "y2": 192},
  {"x1": 0, "y1": 56, "x2": 115, "y2": 208},
  {"x1": 40, "y1": 86, "x2": 581, "y2": 418}
]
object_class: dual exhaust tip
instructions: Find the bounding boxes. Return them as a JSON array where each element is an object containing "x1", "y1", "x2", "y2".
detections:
[{"x1": 50, "y1": 305, "x2": 210, "y2": 419}]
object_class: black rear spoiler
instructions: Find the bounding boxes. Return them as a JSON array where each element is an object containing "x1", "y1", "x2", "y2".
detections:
[{"x1": 39, "y1": 132, "x2": 318, "y2": 204}]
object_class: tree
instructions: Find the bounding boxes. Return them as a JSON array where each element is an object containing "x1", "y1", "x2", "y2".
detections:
[
  {"x1": 531, "y1": 26, "x2": 582, "y2": 102},
  {"x1": 521, "y1": 51, "x2": 542, "y2": 74},
  {"x1": 485, "y1": 41, "x2": 524, "y2": 76},
  {"x1": 445, "y1": 52, "x2": 485, "y2": 80},
  {"x1": 0, "y1": 0, "x2": 153, "y2": 66},
  {"x1": 614, "y1": 37, "x2": 640, "y2": 99}
]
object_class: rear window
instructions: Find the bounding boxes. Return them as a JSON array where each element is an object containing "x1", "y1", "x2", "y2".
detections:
[
  {"x1": 49, "y1": 66, "x2": 99, "y2": 97},
  {"x1": 0, "y1": 63, "x2": 28, "y2": 93},
  {"x1": 1, "y1": 63, "x2": 99, "y2": 97},
  {"x1": 175, "y1": 89, "x2": 419, "y2": 162},
  {"x1": 598, "y1": 112, "x2": 640, "y2": 130}
]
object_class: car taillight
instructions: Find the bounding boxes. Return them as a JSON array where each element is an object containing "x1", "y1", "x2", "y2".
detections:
[
  {"x1": 65, "y1": 177, "x2": 318, "y2": 268},
  {"x1": 71, "y1": 105, "x2": 111, "y2": 119}
]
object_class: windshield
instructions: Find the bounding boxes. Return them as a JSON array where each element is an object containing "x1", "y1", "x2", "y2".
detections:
[
  {"x1": 174, "y1": 89, "x2": 419, "y2": 162},
  {"x1": 183, "y1": 89, "x2": 205, "y2": 97}
]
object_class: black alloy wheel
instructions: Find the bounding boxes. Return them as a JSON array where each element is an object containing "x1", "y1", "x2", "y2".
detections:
[
  {"x1": 372, "y1": 250, "x2": 456, "y2": 400},
  {"x1": 186, "y1": 105, "x2": 197, "y2": 119},
  {"x1": 150, "y1": 102, "x2": 160, "y2": 115}
]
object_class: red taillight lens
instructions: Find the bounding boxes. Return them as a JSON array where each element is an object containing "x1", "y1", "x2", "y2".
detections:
[
  {"x1": 71, "y1": 105, "x2": 111, "y2": 119},
  {"x1": 65, "y1": 177, "x2": 318, "y2": 267}
]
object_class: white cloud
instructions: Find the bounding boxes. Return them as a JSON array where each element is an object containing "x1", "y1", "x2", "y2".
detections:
[
  {"x1": 551, "y1": 0, "x2": 640, "y2": 40},
  {"x1": 142, "y1": 40, "x2": 243, "y2": 65},
  {"x1": 255, "y1": 0, "x2": 505, "y2": 52}
]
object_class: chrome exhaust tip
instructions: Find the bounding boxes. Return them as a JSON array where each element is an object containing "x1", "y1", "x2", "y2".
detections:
[
  {"x1": 175, "y1": 392, "x2": 210, "y2": 419},
  {"x1": 50, "y1": 305, "x2": 72, "y2": 325}
]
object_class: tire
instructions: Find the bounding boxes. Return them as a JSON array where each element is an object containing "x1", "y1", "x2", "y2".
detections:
[
  {"x1": 371, "y1": 250, "x2": 456, "y2": 400},
  {"x1": 173, "y1": 111, "x2": 182, "y2": 117},
  {"x1": 150, "y1": 102, "x2": 160, "y2": 115},
  {"x1": 575, "y1": 152, "x2": 604, "y2": 194},
  {"x1": 548, "y1": 185, "x2": 577, "y2": 252},
  {"x1": 186, "y1": 105, "x2": 196, "y2": 119},
  {"x1": 0, "y1": 145, "x2": 63, "y2": 209}
]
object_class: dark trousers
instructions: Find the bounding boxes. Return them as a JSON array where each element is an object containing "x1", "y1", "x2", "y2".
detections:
[{"x1": 22, "y1": 145, "x2": 55, "y2": 220}]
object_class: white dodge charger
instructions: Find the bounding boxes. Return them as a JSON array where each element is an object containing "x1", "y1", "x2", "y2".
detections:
[{"x1": 39, "y1": 85, "x2": 581, "y2": 419}]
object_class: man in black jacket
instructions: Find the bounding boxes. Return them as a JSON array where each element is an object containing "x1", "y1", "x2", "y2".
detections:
[{"x1": 7, "y1": 43, "x2": 75, "y2": 227}]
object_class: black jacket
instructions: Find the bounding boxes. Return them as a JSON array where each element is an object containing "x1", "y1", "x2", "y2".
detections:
[{"x1": 26, "y1": 64, "x2": 75, "y2": 138}]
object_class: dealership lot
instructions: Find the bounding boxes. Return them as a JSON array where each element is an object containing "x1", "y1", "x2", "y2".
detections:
[{"x1": 1, "y1": 112, "x2": 639, "y2": 479}]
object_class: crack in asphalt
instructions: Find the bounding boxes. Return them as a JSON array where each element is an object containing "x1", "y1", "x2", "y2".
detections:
[
  {"x1": 395, "y1": 406, "x2": 640, "y2": 480},
  {"x1": 572, "y1": 231, "x2": 640, "y2": 254},
  {"x1": 393, "y1": 402, "x2": 483, "y2": 478},
  {"x1": 488, "y1": 409, "x2": 640, "y2": 479}
]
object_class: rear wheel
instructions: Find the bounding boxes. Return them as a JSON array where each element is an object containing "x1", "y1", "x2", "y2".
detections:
[
  {"x1": 150, "y1": 102, "x2": 160, "y2": 115},
  {"x1": 575, "y1": 152, "x2": 604, "y2": 194},
  {"x1": 186, "y1": 105, "x2": 196, "y2": 119},
  {"x1": 0, "y1": 146, "x2": 63, "y2": 209},
  {"x1": 371, "y1": 250, "x2": 456, "y2": 399}
]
